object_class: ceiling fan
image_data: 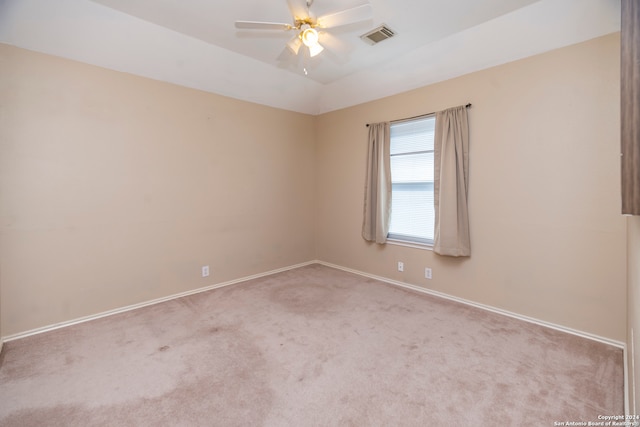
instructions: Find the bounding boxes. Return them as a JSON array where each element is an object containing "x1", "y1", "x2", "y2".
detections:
[{"x1": 235, "y1": 0, "x2": 373, "y2": 58}]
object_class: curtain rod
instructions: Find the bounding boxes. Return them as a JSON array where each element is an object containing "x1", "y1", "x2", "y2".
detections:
[{"x1": 365, "y1": 103, "x2": 472, "y2": 127}]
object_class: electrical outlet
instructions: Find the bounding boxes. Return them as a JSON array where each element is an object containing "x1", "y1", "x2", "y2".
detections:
[
  {"x1": 425, "y1": 268, "x2": 432, "y2": 279},
  {"x1": 202, "y1": 266, "x2": 209, "y2": 277},
  {"x1": 397, "y1": 262, "x2": 404, "y2": 272}
]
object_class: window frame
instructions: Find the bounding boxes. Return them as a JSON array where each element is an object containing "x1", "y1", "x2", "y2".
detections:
[{"x1": 387, "y1": 115, "x2": 436, "y2": 248}]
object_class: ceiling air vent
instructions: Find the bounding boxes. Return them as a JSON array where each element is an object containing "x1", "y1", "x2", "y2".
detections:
[{"x1": 361, "y1": 25, "x2": 395, "y2": 45}]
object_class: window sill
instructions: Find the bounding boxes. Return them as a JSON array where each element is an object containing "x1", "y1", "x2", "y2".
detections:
[{"x1": 386, "y1": 238, "x2": 433, "y2": 251}]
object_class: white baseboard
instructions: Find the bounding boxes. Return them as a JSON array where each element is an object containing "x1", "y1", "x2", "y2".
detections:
[
  {"x1": 624, "y1": 337, "x2": 630, "y2": 417},
  {"x1": 1, "y1": 259, "x2": 630, "y2": 413},
  {"x1": 2, "y1": 260, "x2": 317, "y2": 343},
  {"x1": 5, "y1": 259, "x2": 626, "y2": 349},
  {"x1": 316, "y1": 260, "x2": 626, "y2": 349},
  {"x1": 629, "y1": 328, "x2": 636, "y2": 416}
]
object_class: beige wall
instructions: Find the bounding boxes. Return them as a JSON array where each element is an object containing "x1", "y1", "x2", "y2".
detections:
[
  {"x1": 629, "y1": 216, "x2": 640, "y2": 413},
  {"x1": 316, "y1": 33, "x2": 627, "y2": 341},
  {"x1": 0, "y1": 34, "x2": 628, "y2": 345},
  {"x1": 0, "y1": 44, "x2": 316, "y2": 337}
]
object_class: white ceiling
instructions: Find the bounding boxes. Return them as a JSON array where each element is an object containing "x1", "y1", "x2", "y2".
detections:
[
  {"x1": 0, "y1": 0, "x2": 621, "y2": 115},
  {"x1": 88, "y1": 0, "x2": 541, "y2": 85}
]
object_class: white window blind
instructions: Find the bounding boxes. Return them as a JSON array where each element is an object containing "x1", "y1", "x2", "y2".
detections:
[{"x1": 388, "y1": 116, "x2": 435, "y2": 245}]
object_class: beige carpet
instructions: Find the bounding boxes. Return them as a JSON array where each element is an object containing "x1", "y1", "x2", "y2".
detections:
[{"x1": 0, "y1": 264, "x2": 624, "y2": 426}]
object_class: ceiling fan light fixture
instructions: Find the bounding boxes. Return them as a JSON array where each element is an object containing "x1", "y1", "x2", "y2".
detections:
[
  {"x1": 308, "y1": 42, "x2": 324, "y2": 57},
  {"x1": 300, "y1": 27, "x2": 319, "y2": 48},
  {"x1": 287, "y1": 36, "x2": 302, "y2": 54},
  {"x1": 237, "y1": 1, "x2": 374, "y2": 61},
  {"x1": 299, "y1": 27, "x2": 323, "y2": 57}
]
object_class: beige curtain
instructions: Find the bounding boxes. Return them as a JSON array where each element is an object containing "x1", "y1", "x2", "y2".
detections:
[
  {"x1": 433, "y1": 105, "x2": 470, "y2": 256},
  {"x1": 362, "y1": 122, "x2": 391, "y2": 244}
]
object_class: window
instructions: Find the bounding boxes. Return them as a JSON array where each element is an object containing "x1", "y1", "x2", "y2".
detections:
[{"x1": 388, "y1": 116, "x2": 435, "y2": 245}]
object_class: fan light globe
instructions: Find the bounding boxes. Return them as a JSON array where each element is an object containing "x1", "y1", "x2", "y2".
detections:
[
  {"x1": 308, "y1": 43, "x2": 324, "y2": 57},
  {"x1": 301, "y1": 28, "x2": 319, "y2": 47}
]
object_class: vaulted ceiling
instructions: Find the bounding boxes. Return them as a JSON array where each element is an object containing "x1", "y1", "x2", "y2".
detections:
[{"x1": 0, "y1": 0, "x2": 621, "y2": 114}]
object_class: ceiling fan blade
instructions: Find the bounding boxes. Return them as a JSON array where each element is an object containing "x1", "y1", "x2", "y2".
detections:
[
  {"x1": 287, "y1": 35, "x2": 303, "y2": 55},
  {"x1": 277, "y1": 46, "x2": 294, "y2": 62},
  {"x1": 316, "y1": 4, "x2": 373, "y2": 29},
  {"x1": 318, "y1": 32, "x2": 352, "y2": 62},
  {"x1": 276, "y1": 45, "x2": 302, "y2": 70},
  {"x1": 235, "y1": 21, "x2": 292, "y2": 31}
]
